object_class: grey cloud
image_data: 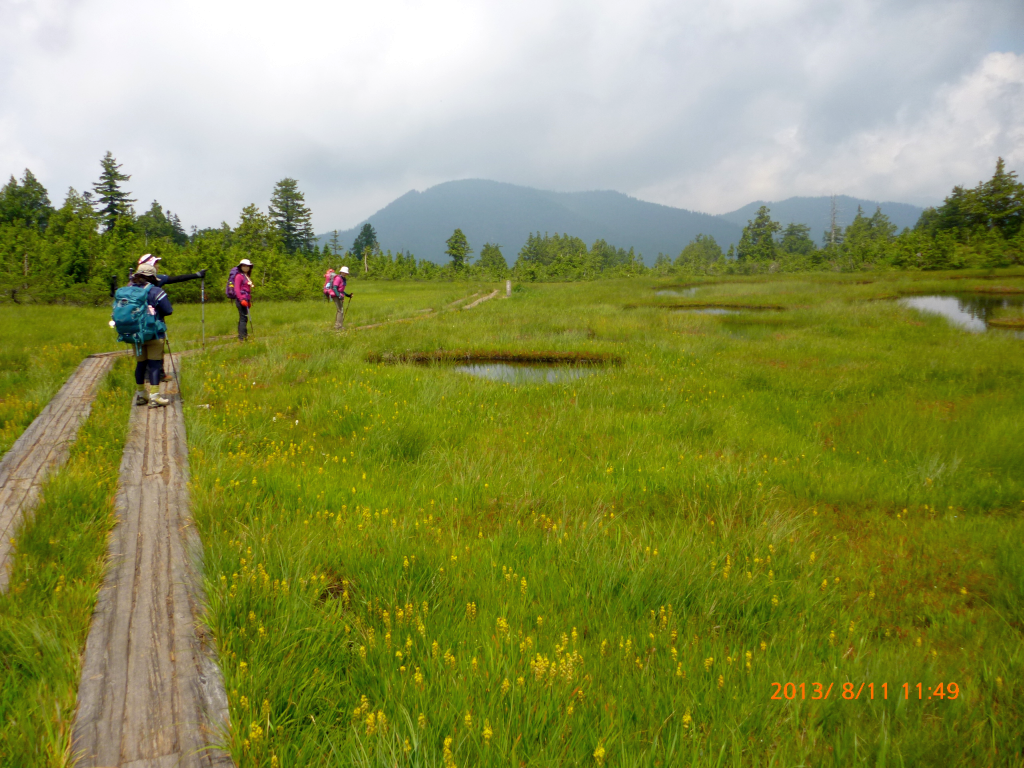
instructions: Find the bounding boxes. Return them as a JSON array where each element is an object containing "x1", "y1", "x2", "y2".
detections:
[{"x1": 1, "y1": 0, "x2": 1021, "y2": 232}]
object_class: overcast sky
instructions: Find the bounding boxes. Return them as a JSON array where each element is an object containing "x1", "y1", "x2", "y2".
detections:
[{"x1": 2, "y1": 0, "x2": 1022, "y2": 232}]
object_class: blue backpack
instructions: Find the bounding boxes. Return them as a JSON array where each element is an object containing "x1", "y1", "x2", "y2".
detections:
[{"x1": 112, "y1": 285, "x2": 166, "y2": 354}]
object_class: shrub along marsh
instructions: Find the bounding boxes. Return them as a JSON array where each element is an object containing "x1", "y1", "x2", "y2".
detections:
[{"x1": 176, "y1": 272, "x2": 1022, "y2": 766}]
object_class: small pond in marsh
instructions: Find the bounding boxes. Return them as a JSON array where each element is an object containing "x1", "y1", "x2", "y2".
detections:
[
  {"x1": 655, "y1": 287, "x2": 700, "y2": 297},
  {"x1": 454, "y1": 363, "x2": 602, "y2": 384},
  {"x1": 676, "y1": 307, "x2": 736, "y2": 315},
  {"x1": 900, "y1": 294, "x2": 1024, "y2": 333}
]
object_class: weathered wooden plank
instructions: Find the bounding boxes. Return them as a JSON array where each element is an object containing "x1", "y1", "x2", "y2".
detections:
[
  {"x1": 73, "y1": 359, "x2": 234, "y2": 768},
  {"x1": 0, "y1": 355, "x2": 114, "y2": 592},
  {"x1": 74, "y1": 407, "x2": 148, "y2": 766}
]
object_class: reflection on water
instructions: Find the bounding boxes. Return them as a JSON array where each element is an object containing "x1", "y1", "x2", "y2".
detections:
[
  {"x1": 454, "y1": 363, "x2": 602, "y2": 384},
  {"x1": 900, "y1": 294, "x2": 1024, "y2": 333},
  {"x1": 655, "y1": 287, "x2": 699, "y2": 297},
  {"x1": 675, "y1": 308, "x2": 736, "y2": 315}
]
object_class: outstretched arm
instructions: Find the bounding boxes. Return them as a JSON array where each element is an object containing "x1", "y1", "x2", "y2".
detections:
[{"x1": 157, "y1": 268, "x2": 207, "y2": 287}]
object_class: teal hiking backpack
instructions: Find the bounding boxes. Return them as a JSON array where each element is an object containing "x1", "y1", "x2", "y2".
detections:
[{"x1": 112, "y1": 285, "x2": 166, "y2": 354}]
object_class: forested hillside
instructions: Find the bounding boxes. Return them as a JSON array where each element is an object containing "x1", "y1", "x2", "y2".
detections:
[
  {"x1": 1, "y1": 154, "x2": 1021, "y2": 306},
  {"x1": 319, "y1": 180, "x2": 742, "y2": 265},
  {"x1": 718, "y1": 196, "x2": 925, "y2": 238}
]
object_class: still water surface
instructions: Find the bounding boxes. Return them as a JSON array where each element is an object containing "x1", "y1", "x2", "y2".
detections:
[
  {"x1": 655, "y1": 287, "x2": 699, "y2": 297},
  {"x1": 900, "y1": 294, "x2": 1024, "y2": 333},
  {"x1": 454, "y1": 363, "x2": 602, "y2": 384}
]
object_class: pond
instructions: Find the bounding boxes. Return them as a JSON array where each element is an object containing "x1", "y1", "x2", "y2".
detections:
[
  {"x1": 655, "y1": 287, "x2": 699, "y2": 297},
  {"x1": 454, "y1": 363, "x2": 603, "y2": 384},
  {"x1": 900, "y1": 294, "x2": 1024, "y2": 333},
  {"x1": 676, "y1": 307, "x2": 736, "y2": 315}
]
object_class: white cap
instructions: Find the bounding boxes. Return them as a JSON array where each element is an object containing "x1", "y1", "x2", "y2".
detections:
[
  {"x1": 138, "y1": 253, "x2": 161, "y2": 266},
  {"x1": 239, "y1": 258, "x2": 253, "y2": 266},
  {"x1": 340, "y1": 266, "x2": 349, "y2": 275}
]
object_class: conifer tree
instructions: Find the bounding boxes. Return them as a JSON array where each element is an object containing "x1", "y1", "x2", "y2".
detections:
[
  {"x1": 737, "y1": 206, "x2": 780, "y2": 263},
  {"x1": 0, "y1": 169, "x2": 53, "y2": 231},
  {"x1": 445, "y1": 228, "x2": 473, "y2": 270},
  {"x1": 92, "y1": 152, "x2": 135, "y2": 233},
  {"x1": 351, "y1": 224, "x2": 378, "y2": 262},
  {"x1": 268, "y1": 178, "x2": 315, "y2": 254},
  {"x1": 477, "y1": 243, "x2": 508, "y2": 278}
]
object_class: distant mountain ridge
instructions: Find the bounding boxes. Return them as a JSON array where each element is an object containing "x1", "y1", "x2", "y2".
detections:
[{"x1": 318, "y1": 180, "x2": 925, "y2": 265}]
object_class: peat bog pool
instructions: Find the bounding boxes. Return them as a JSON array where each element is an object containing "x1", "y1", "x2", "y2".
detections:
[
  {"x1": 453, "y1": 362, "x2": 603, "y2": 384},
  {"x1": 900, "y1": 293, "x2": 1024, "y2": 335},
  {"x1": 655, "y1": 287, "x2": 700, "y2": 297}
]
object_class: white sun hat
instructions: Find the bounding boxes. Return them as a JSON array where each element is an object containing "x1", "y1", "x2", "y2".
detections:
[
  {"x1": 340, "y1": 266, "x2": 350, "y2": 274},
  {"x1": 239, "y1": 258, "x2": 253, "y2": 266}
]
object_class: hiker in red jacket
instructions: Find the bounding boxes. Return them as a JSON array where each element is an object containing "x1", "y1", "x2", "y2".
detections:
[
  {"x1": 328, "y1": 266, "x2": 353, "y2": 329},
  {"x1": 234, "y1": 259, "x2": 254, "y2": 341}
]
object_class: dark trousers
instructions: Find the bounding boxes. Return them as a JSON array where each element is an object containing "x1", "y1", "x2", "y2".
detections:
[{"x1": 236, "y1": 300, "x2": 249, "y2": 340}]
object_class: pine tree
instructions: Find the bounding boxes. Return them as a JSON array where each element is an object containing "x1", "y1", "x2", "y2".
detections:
[
  {"x1": 477, "y1": 243, "x2": 508, "y2": 278},
  {"x1": 92, "y1": 152, "x2": 135, "y2": 233},
  {"x1": 329, "y1": 229, "x2": 341, "y2": 256},
  {"x1": 736, "y1": 206, "x2": 780, "y2": 263},
  {"x1": 0, "y1": 169, "x2": 53, "y2": 231},
  {"x1": 354, "y1": 224, "x2": 382, "y2": 268},
  {"x1": 268, "y1": 178, "x2": 315, "y2": 254},
  {"x1": 445, "y1": 228, "x2": 472, "y2": 270},
  {"x1": 978, "y1": 157, "x2": 1024, "y2": 238}
]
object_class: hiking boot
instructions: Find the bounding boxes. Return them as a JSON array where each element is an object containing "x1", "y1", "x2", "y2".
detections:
[
  {"x1": 135, "y1": 392, "x2": 149, "y2": 406},
  {"x1": 161, "y1": 372, "x2": 173, "y2": 383},
  {"x1": 148, "y1": 393, "x2": 171, "y2": 408}
]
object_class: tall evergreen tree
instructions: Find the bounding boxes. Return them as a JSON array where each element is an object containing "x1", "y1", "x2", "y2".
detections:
[
  {"x1": 329, "y1": 229, "x2": 341, "y2": 256},
  {"x1": 477, "y1": 243, "x2": 508, "y2": 278},
  {"x1": 736, "y1": 206, "x2": 780, "y2": 263},
  {"x1": 268, "y1": 178, "x2": 315, "y2": 254},
  {"x1": 445, "y1": 228, "x2": 472, "y2": 270},
  {"x1": 977, "y1": 157, "x2": 1024, "y2": 238},
  {"x1": 351, "y1": 223, "x2": 378, "y2": 262},
  {"x1": 0, "y1": 169, "x2": 53, "y2": 231},
  {"x1": 92, "y1": 151, "x2": 135, "y2": 233},
  {"x1": 778, "y1": 223, "x2": 815, "y2": 257}
]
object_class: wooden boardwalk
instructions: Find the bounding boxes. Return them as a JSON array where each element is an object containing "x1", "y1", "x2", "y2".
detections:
[
  {"x1": 73, "y1": 360, "x2": 234, "y2": 768},
  {"x1": 0, "y1": 354, "x2": 116, "y2": 592}
]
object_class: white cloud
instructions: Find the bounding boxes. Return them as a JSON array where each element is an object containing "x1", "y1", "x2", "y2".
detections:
[{"x1": 1, "y1": 0, "x2": 1022, "y2": 228}]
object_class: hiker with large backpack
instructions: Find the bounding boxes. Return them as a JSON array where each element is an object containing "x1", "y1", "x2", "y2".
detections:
[
  {"x1": 328, "y1": 266, "x2": 353, "y2": 330},
  {"x1": 323, "y1": 269, "x2": 335, "y2": 302},
  {"x1": 227, "y1": 258, "x2": 254, "y2": 341},
  {"x1": 111, "y1": 262, "x2": 174, "y2": 408}
]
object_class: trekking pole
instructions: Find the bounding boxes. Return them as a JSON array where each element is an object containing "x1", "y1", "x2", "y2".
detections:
[
  {"x1": 201, "y1": 278, "x2": 206, "y2": 350},
  {"x1": 341, "y1": 294, "x2": 351, "y2": 328},
  {"x1": 164, "y1": 337, "x2": 184, "y2": 403},
  {"x1": 247, "y1": 305, "x2": 256, "y2": 339}
]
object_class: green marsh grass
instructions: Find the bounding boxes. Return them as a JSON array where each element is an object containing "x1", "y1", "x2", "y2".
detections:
[
  {"x1": 0, "y1": 281, "x2": 492, "y2": 459},
  {"x1": 178, "y1": 273, "x2": 1023, "y2": 766},
  {"x1": 0, "y1": 359, "x2": 132, "y2": 765}
]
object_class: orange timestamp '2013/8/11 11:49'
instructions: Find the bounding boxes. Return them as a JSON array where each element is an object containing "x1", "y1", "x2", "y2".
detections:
[{"x1": 771, "y1": 682, "x2": 960, "y2": 701}]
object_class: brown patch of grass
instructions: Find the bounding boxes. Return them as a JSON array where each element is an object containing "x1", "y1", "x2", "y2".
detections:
[
  {"x1": 366, "y1": 349, "x2": 622, "y2": 365},
  {"x1": 988, "y1": 317, "x2": 1024, "y2": 329}
]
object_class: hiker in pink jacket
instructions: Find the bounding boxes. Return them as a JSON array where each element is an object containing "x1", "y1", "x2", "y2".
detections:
[
  {"x1": 328, "y1": 266, "x2": 353, "y2": 329},
  {"x1": 233, "y1": 259, "x2": 254, "y2": 341}
]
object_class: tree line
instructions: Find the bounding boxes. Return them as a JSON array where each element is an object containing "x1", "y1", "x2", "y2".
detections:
[{"x1": 2, "y1": 155, "x2": 1021, "y2": 305}]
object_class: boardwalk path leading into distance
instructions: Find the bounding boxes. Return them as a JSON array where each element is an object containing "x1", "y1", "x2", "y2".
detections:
[
  {"x1": 0, "y1": 354, "x2": 116, "y2": 593},
  {"x1": 73, "y1": 356, "x2": 234, "y2": 768}
]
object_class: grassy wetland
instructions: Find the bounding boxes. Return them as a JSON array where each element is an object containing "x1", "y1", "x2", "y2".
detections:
[
  {"x1": 2, "y1": 270, "x2": 1024, "y2": 766},
  {"x1": 179, "y1": 271, "x2": 1022, "y2": 767}
]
